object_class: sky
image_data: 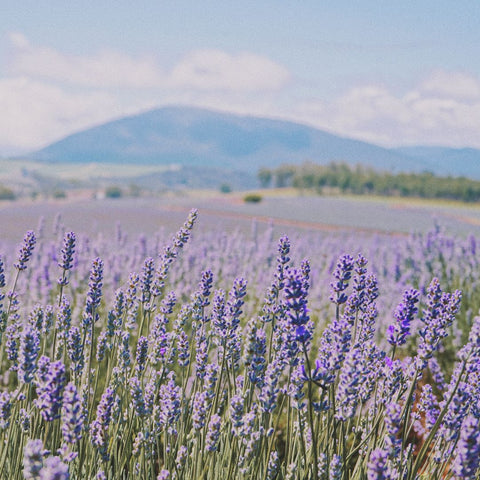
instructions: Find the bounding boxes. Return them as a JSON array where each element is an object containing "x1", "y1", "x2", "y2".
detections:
[{"x1": 1, "y1": 1, "x2": 480, "y2": 155}]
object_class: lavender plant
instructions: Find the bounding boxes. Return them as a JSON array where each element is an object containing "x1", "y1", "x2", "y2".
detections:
[{"x1": 0, "y1": 211, "x2": 479, "y2": 478}]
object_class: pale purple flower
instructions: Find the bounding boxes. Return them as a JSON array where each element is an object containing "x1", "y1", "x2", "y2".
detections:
[
  {"x1": 23, "y1": 439, "x2": 44, "y2": 479},
  {"x1": 35, "y1": 357, "x2": 66, "y2": 422},
  {"x1": 18, "y1": 326, "x2": 40, "y2": 384},
  {"x1": 15, "y1": 230, "x2": 36, "y2": 271},
  {"x1": 0, "y1": 391, "x2": 12, "y2": 429},
  {"x1": 61, "y1": 382, "x2": 84, "y2": 444},
  {"x1": 205, "y1": 414, "x2": 222, "y2": 452},
  {"x1": 386, "y1": 288, "x2": 419, "y2": 347},
  {"x1": 452, "y1": 415, "x2": 480, "y2": 479},
  {"x1": 39, "y1": 456, "x2": 69, "y2": 480}
]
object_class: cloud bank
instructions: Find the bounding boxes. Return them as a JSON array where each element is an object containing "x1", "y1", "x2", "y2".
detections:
[{"x1": 1, "y1": 33, "x2": 480, "y2": 154}]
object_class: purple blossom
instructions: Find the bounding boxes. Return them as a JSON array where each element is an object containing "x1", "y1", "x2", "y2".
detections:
[
  {"x1": 416, "y1": 279, "x2": 462, "y2": 370},
  {"x1": 135, "y1": 336, "x2": 149, "y2": 373},
  {"x1": 329, "y1": 454, "x2": 342, "y2": 480},
  {"x1": 39, "y1": 456, "x2": 69, "y2": 480},
  {"x1": 90, "y1": 386, "x2": 116, "y2": 456},
  {"x1": 386, "y1": 288, "x2": 419, "y2": 347},
  {"x1": 158, "y1": 372, "x2": 181, "y2": 435},
  {"x1": 259, "y1": 359, "x2": 283, "y2": 413},
  {"x1": 205, "y1": 414, "x2": 222, "y2": 452},
  {"x1": 129, "y1": 376, "x2": 147, "y2": 417},
  {"x1": 18, "y1": 326, "x2": 40, "y2": 384},
  {"x1": 192, "y1": 391, "x2": 208, "y2": 430},
  {"x1": 82, "y1": 257, "x2": 104, "y2": 328},
  {"x1": 330, "y1": 254, "x2": 354, "y2": 305},
  {"x1": 23, "y1": 439, "x2": 44, "y2": 480},
  {"x1": 284, "y1": 268, "x2": 311, "y2": 344},
  {"x1": 66, "y1": 327, "x2": 84, "y2": 374},
  {"x1": 367, "y1": 448, "x2": 389, "y2": 480},
  {"x1": 0, "y1": 391, "x2": 12, "y2": 429},
  {"x1": 58, "y1": 231, "x2": 76, "y2": 286},
  {"x1": 140, "y1": 257, "x2": 155, "y2": 305},
  {"x1": 15, "y1": 230, "x2": 36, "y2": 271},
  {"x1": 452, "y1": 415, "x2": 480, "y2": 479},
  {"x1": 61, "y1": 382, "x2": 84, "y2": 444},
  {"x1": 35, "y1": 357, "x2": 66, "y2": 422}
]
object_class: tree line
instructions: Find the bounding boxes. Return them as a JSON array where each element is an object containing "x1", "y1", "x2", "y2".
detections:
[{"x1": 258, "y1": 162, "x2": 480, "y2": 202}]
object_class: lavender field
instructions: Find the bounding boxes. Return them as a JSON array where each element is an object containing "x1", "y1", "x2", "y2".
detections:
[{"x1": 1, "y1": 202, "x2": 480, "y2": 479}]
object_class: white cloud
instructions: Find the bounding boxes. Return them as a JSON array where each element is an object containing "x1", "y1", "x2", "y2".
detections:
[
  {"x1": 0, "y1": 33, "x2": 291, "y2": 153},
  {"x1": 7, "y1": 33, "x2": 289, "y2": 92},
  {"x1": 287, "y1": 71, "x2": 480, "y2": 148},
  {"x1": 2, "y1": 33, "x2": 480, "y2": 153},
  {"x1": 0, "y1": 76, "x2": 152, "y2": 153},
  {"x1": 169, "y1": 50, "x2": 290, "y2": 91}
]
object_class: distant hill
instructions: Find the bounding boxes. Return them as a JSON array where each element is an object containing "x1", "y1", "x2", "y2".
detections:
[
  {"x1": 30, "y1": 106, "x2": 419, "y2": 172},
  {"x1": 29, "y1": 105, "x2": 480, "y2": 179},
  {"x1": 393, "y1": 146, "x2": 480, "y2": 179}
]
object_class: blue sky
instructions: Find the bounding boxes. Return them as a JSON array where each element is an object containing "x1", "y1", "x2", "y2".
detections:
[{"x1": 1, "y1": 1, "x2": 480, "y2": 154}]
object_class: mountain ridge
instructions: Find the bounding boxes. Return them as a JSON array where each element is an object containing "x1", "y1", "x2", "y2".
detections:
[{"x1": 28, "y1": 105, "x2": 480, "y2": 179}]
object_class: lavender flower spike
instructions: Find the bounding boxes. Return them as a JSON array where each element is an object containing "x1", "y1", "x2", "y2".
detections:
[
  {"x1": 23, "y1": 439, "x2": 44, "y2": 480},
  {"x1": 39, "y1": 456, "x2": 69, "y2": 480},
  {"x1": 284, "y1": 268, "x2": 311, "y2": 344},
  {"x1": 452, "y1": 415, "x2": 480, "y2": 479},
  {"x1": 61, "y1": 382, "x2": 84, "y2": 445},
  {"x1": 387, "y1": 288, "x2": 420, "y2": 347},
  {"x1": 15, "y1": 230, "x2": 36, "y2": 271},
  {"x1": 58, "y1": 231, "x2": 76, "y2": 286},
  {"x1": 330, "y1": 254, "x2": 354, "y2": 305}
]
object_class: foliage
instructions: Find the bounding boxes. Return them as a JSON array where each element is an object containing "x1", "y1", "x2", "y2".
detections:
[
  {"x1": 243, "y1": 193, "x2": 262, "y2": 203},
  {"x1": 262, "y1": 161, "x2": 480, "y2": 202}
]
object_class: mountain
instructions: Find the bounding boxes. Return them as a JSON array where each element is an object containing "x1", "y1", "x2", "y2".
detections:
[
  {"x1": 29, "y1": 106, "x2": 420, "y2": 173},
  {"x1": 393, "y1": 146, "x2": 480, "y2": 179},
  {"x1": 29, "y1": 106, "x2": 480, "y2": 179}
]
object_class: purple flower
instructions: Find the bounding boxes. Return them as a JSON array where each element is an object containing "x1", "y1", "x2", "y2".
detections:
[
  {"x1": 205, "y1": 414, "x2": 222, "y2": 452},
  {"x1": 330, "y1": 254, "x2": 354, "y2": 305},
  {"x1": 158, "y1": 372, "x2": 181, "y2": 435},
  {"x1": 416, "y1": 279, "x2": 462, "y2": 370},
  {"x1": 329, "y1": 454, "x2": 342, "y2": 480},
  {"x1": 14, "y1": 230, "x2": 36, "y2": 271},
  {"x1": 61, "y1": 382, "x2": 84, "y2": 445},
  {"x1": 335, "y1": 347, "x2": 364, "y2": 421},
  {"x1": 192, "y1": 391, "x2": 208, "y2": 430},
  {"x1": 135, "y1": 336, "x2": 149, "y2": 373},
  {"x1": 452, "y1": 415, "x2": 480, "y2": 479},
  {"x1": 39, "y1": 456, "x2": 69, "y2": 480},
  {"x1": 367, "y1": 448, "x2": 389, "y2": 480},
  {"x1": 66, "y1": 327, "x2": 84, "y2": 374},
  {"x1": 23, "y1": 439, "x2": 44, "y2": 480},
  {"x1": 18, "y1": 326, "x2": 40, "y2": 384},
  {"x1": 90, "y1": 386, "x2": 116, "y2": 458},
  {"x1": 0, "y1": 391, "x2": 12, "y2": 429},
  {"x1": 386, "y1": 288, "x2": 419, "y2": 347},
  {"x1": 35, "y1": 357, "x2": 66, "y2": 422},
  {"x1": 259, "y1": 359, "x2": 283, "y2": 413},
  {"x1": 129, "y1": 377, "x2": 147, "y2": 417},
  {"x1": 157, "y1": 470, "x2": 170, "y2": 480},
  {"x1": 229, "y1": 394, "x2": 245, "y2": 433},
  {"x1": 82, "y1": 257, "x2": 104, "y2": 328},
  {"x1": 58, "y1": 231, "x2": 76, "y2": 286},
  {"x1": 140, "y1": 257, "x2": 155, "y2": 305}
]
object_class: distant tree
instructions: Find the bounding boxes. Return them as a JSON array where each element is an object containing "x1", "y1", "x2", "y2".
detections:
[{"x1": 220, "y1": 183, "x2": 232, "y2": 193}]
